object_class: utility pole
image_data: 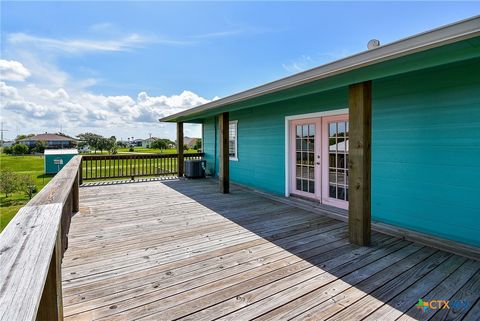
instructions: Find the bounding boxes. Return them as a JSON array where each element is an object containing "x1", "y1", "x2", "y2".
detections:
[{"x1": 0, "y1": 122, "x2": 9, "y2": 148}]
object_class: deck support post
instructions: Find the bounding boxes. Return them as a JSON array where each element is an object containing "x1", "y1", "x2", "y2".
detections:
[
  {"x1": 348, "y1": 81, "x2": 372, "y2": 246},
  {"x1": 72, "y1": 173, "x2": 79, "y2": 213},
  {"x1": 78, "y1": 161, "x2": 83, "y2": 185},
  {"x1": 219, "y1": 112, "x2": 230, "y2": 193},
  {"x1": 36, "y1": 230, "x2": 63, "y2": 321},
  {"x1": 177, "y1": 122, "x2": 184, "y2": 178}
]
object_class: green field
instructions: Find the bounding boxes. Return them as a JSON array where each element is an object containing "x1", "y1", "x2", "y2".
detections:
[
  {"x1": 83, "y1": 147, "x2": 198, "y2": 154},
  {"x1": 0, "y1": 154, "x2": 53, "y2": 231},
  {"x1": 0, "y1": 149, "x2": 199, "y2": 231}
]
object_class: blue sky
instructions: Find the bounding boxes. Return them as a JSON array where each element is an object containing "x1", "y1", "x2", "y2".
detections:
[{"x1": 1, "y1": 1, "x2": 479, "y2": 140}]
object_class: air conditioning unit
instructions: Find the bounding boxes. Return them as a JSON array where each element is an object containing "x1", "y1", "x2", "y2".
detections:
[{"x1": 184, "y1": 160, "x2": 206, "y2": 178}]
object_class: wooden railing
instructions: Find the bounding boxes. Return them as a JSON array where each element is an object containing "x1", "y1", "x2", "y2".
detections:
[
  {"x1": 81, "y1": 153, "x2": 203, "y2": 181},
  {"x1": 0, "y1": 155, "x2": 81, "y2": 321}
]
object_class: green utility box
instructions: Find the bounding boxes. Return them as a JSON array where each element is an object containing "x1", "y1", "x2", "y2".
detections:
[{"x1": 44, "y1": 149, "x2": 78, "y2": 174}]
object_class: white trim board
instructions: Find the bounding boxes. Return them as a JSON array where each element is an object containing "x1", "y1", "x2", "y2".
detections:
[
  {"x1": 284, "y1": 108, "x2": 348, "y2": 197},
  {"x1": 229, "y1": 120, "x2": 238, "y2": 161}
]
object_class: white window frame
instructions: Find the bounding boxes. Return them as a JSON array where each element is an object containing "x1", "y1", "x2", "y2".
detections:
[{"x1": 229, "y1": 120, "x2": 238, "y2": 161}]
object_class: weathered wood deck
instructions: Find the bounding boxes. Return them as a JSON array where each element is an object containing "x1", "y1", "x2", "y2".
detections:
[{"x1": 62, "y1": 179, "x2": 480, "y2": 321}]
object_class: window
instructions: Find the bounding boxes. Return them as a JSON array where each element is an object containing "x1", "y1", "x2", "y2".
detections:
[{"x1": 229, "y1": 120, "x2": 238, "y2": 160}]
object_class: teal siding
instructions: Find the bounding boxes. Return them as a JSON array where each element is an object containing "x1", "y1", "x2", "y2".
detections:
[
  {"x1": 227, "y1": 88, "x2": 346, "y2": 195},
  {"x1": 203, "y1": 117, "x2": 217, "y2": 176},
  {"x1": 201, "y1": 57, "x2": 480, "y2": 246},
  {"x1": 371, "y1": 58, "x2": 480, "y2": 246}
]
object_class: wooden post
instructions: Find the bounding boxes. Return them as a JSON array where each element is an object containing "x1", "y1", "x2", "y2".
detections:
[
  {"x1": 219, "y1": 112, "x2": 229, "y2": 193},
  {"x1": 36, "y1": 230, "x2": 63, "y2": 321},
  {"x1": 78, "y1": 160, "x2": 83, "y2": 185},
  {"x1": 72, "y1": 173, "x2": 79, "y2": 213},
  {"x1": 177, "y1": 122, "x2": 184, "y2": 178},
  {"x1": 348, "y1": 81, "x2": 372, "y2": 246}
]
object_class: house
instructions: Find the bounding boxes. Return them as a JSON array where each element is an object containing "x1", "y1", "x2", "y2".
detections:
[
  {"x1": 161, "y1": 16, "x2": 480, "y2": 249},
  {"x1": 19, "y1": 133, "x2": 78, "y2": 149},
  {"x1": 130, "y1": 138, "x2": 143, "y2": 147},
  {"x1": 183, "y1": 136, "x2": 200, "y2": 148},
  {"x1": 142, "y1": 137, "x2": 159, "y2": 148},
  {"x1": 1, "y1": 140, "x2": 14, "y2": 147}
]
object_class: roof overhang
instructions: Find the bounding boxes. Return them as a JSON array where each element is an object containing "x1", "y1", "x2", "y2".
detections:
[{"x1": 160, "y1": 15, "x2": 480, "y2": 123}]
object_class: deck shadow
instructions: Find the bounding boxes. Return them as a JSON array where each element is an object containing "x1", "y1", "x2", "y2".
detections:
[{"x1": 160, "y1": 178, "x2": 478, "y2": 321}]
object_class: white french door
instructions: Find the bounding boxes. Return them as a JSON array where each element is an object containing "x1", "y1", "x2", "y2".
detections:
[{"x1": 290, "y1": 114, "x2": 349, "y2": 209}]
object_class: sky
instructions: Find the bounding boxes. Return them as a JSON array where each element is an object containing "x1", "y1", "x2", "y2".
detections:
[{"x1": 1, "y1": 1, "x2": 479, "y2": 141}]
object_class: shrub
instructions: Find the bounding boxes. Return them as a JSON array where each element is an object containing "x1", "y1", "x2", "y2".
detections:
[
  {"x1": 129, "y1": 147, "x2": 135, "y2": 152},
  {"x1": 0, "y1": 169, "x2": 19, "y2": 197},
  {"x1": 12, "y1": 144, "x2": 29, "y2": 155},
  {"x1": 18, "y1": 175, "x2": 37, "y2": 199},
  {"x1": 2, "y1": 146, "x2": 13, "y2": 154}
]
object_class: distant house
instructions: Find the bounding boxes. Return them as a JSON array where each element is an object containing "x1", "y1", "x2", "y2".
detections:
[
  {"x1": 19, "y1": 133, "x2": 78, "y2": 149},
  {"x1": 1, "y1": 140, "x2": 14, "y2": 147},
  {"x1": 142, "y1": 137, "x2": 159, "y2": 148},
  {"x1": 130, "y1": 139, "x2": 143, "y2": 147},
  {"x1": 183, "y1": 137, "x2": 200, "y2": 148}
]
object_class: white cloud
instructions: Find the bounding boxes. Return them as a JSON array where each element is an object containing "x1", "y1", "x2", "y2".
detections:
[
  {"x1": 0, "y1": 59, "x2": 31, "y2": 81},
  {"x1": 1, "y1": 71, "x2": 211, "y2": 139},
  {"x1": 282, "y1": 55, "x2": 314, "y2": 73},
  {"x1": 193, "y1": 30, "x2": 244, "y2": 39},
  {"x1": 282, "y1": 50, "x2": 353, "y2": 74},
  {"x1": 7, "y1": 32, "x2": 153, "y2": 54}
]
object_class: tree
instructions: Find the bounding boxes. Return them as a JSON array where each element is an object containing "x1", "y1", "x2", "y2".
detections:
[
  {"x1": 12, "y1": 144, "x2": 29, "y2": 155},
  {"x1": 0, "y1": 169, "x2": 19, "y2": 197},
  {"x1": 150, "y1": 139, "x2": 167, "y2": 150},
  {"x1": 77, "y1": 133, "x2": 117, "y2": 154},
  {"x1": 18, "y1": 175, "x2": 37, "y2": 199},
  {"x1": 77, "y1": 133, "x2": 102, "y2": 153},
  {"x1": 32, "y1": 141, "x2": 47, "y2": 153},
  {"x1": 15, "y1": 134, "x2": 34, "y2": 143},
  {"x1": 193, "y1": 138, "x2": 202, "y2": 150}
]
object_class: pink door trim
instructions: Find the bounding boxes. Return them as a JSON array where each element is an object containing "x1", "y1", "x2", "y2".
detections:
[
  {"x1": 289, "y1": 114, "x2": 349, "y2": 210},
  {"x1": 321, "y1": 114, "x2": 349, "y2": 210},
  {"x1": 289, "y1": 118, "x2": 321, "y2": 199}
]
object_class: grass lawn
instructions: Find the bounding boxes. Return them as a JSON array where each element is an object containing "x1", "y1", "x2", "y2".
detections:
[
  {"x1": 0, "y1": 154, "x2": 53, "y2": 231},
  {"x1": 0, "y1": 149, "x2": 200, "y2": 231},
  {"x1": 82, "y1": 147, "x2": 198, "y2": 154}
]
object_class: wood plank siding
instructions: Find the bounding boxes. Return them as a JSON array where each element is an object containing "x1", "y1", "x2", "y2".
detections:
[
  {"x1": 62, "y1": 179, "x2": 480, "y2": 320},
  {"x1": 202, "y1": 57, "x2": 480, "y2": 247}
]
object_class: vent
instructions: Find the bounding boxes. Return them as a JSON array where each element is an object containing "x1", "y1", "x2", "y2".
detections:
[{"x1": 367, "y1": 39, "x2": 381, "y2": 50}]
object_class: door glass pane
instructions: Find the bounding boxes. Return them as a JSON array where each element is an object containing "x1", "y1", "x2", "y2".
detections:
[
  {"x1": 327, "y1": 120, "x2": 349, "y2": 202},
  {"x1": 302, "y1": 125, "x2": 309, "y2": 138},
  {"x1": 294, "y1": 122, "x2": 316, "y2": 194},
  {"x1": 329, "y1": 123, "x2": 336, "y2": 137}
]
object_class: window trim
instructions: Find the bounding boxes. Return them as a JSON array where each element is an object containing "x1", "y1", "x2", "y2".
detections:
[{"x1": 229, "y1": 120, "x2": 238, "y2": 161}]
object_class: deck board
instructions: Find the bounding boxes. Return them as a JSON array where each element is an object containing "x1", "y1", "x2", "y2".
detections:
[{"x1": 62, "y1": 179, "x2": 480, "y2": 320}]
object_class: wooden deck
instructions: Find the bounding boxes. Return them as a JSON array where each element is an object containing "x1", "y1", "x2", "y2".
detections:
[{"x1": 62, "y1": 179, "x2": 480, "y2": 321}]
